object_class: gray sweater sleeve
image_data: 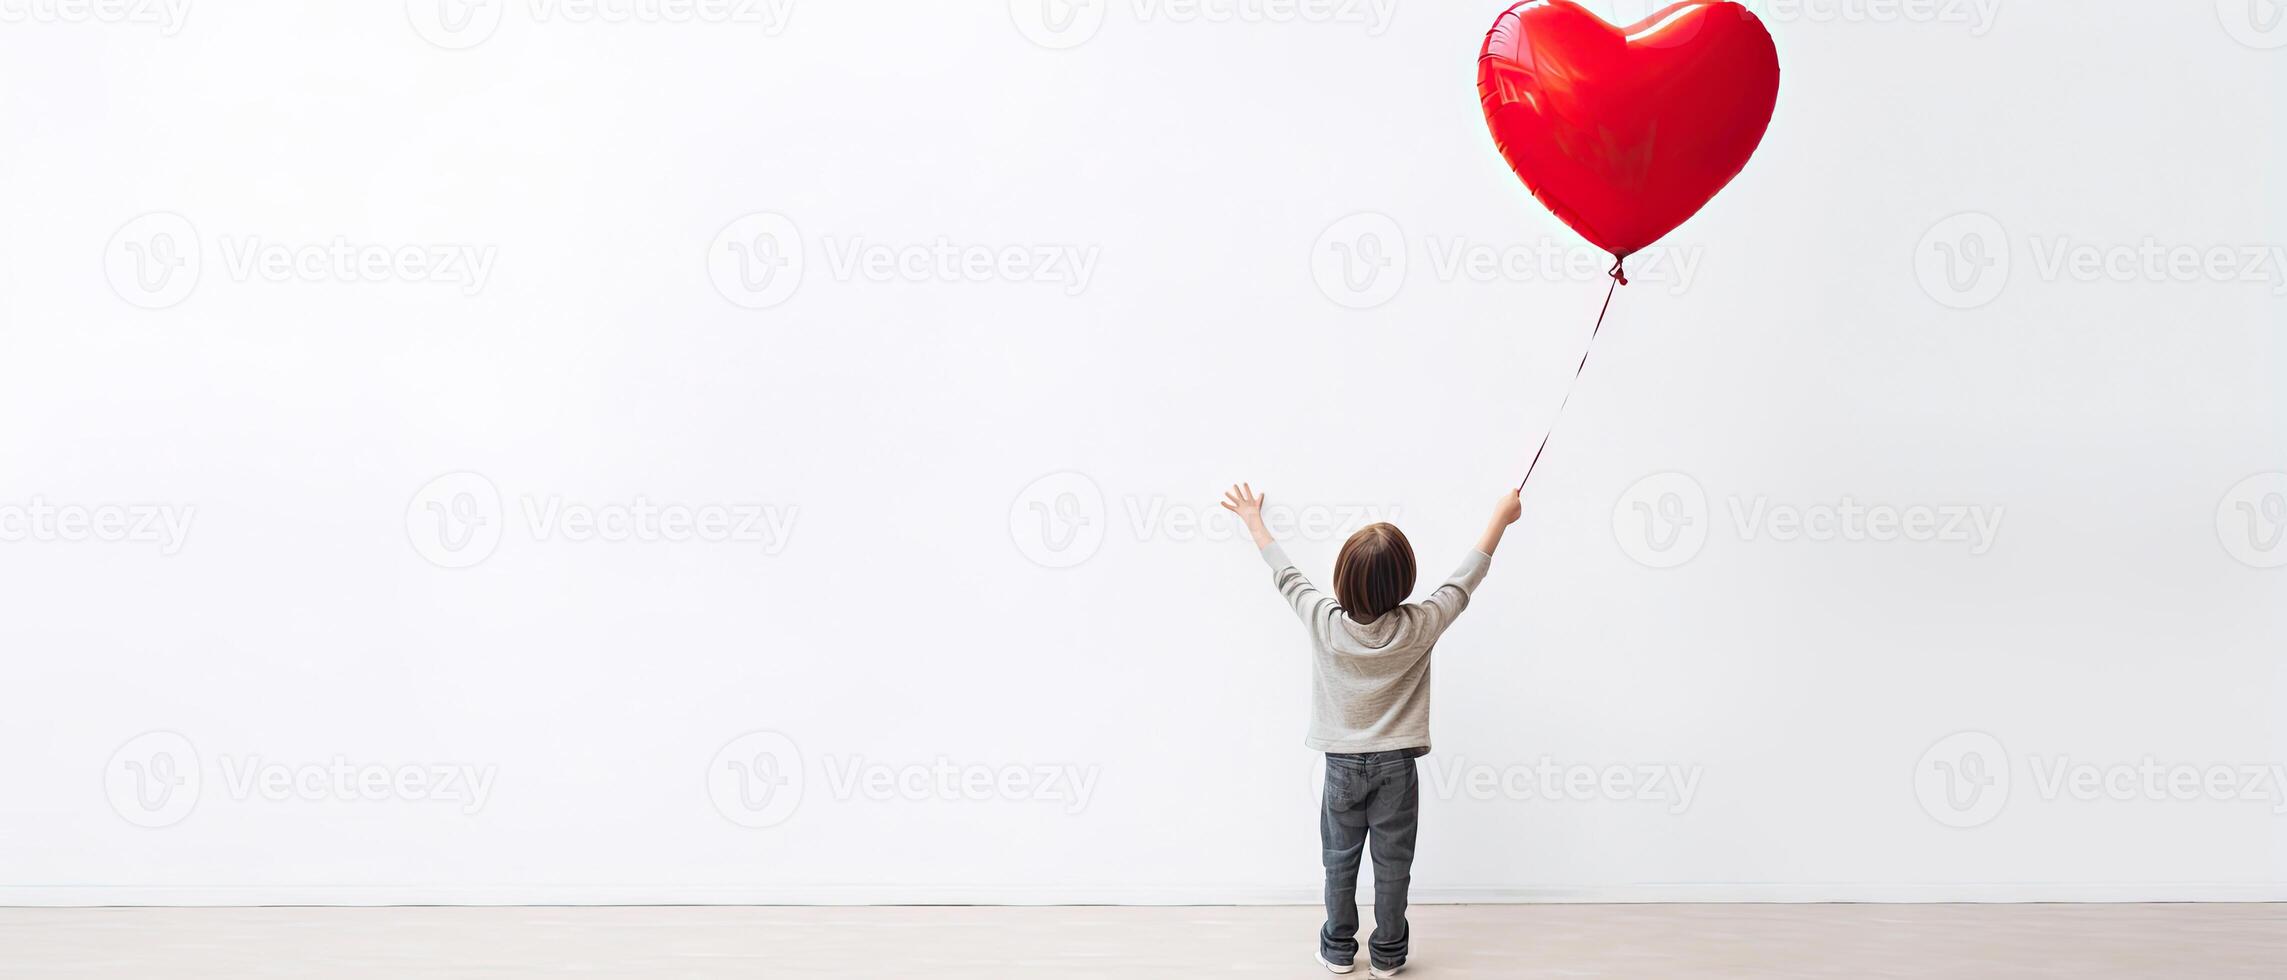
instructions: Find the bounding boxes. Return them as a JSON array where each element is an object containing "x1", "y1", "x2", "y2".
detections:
[
  {"x1": 1260, "y1": 543, "x2": 1338, "y2": 639},
  {"x1": 1417, "y1": 551, "x2": 1493, "y2": 635}
]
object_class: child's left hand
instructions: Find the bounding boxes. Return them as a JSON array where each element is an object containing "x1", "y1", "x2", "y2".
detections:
[
  {"x1": 1220, "y1": 483, "x2": 1275, "y2": 548},
  {"x1": 1220, "y1": 483, "x2": 1265, "y2": 522}
]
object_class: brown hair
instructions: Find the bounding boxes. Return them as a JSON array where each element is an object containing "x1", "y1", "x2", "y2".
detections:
[{"x1": 1333, "y1": 523, "x2": 1416, "y2": 624}]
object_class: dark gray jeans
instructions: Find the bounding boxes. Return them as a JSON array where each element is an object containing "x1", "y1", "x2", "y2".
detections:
[{"x1": 1319, "y1": 748, "x2": 1425, "y2": 970}]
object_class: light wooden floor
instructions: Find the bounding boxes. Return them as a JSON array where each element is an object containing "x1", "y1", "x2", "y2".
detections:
[{"x1": 3, "y1": 904, "x2": 2282, "y2": 978}]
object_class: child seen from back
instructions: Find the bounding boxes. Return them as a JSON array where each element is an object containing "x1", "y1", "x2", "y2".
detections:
[{"x1": 1221, "y1": 484, "x2": 1523, "y2": 978}]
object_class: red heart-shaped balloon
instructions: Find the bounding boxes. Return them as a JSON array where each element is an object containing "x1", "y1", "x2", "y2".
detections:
[{"x1": 1478, "y1": 1, "x2": 1780, "y2": 261}]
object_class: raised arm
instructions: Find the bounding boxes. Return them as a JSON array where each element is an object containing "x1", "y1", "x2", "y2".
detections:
[
  {"x1": 1477, "y1": 488, "x2": 1523, "y2": 557},
  {"x1": 1224, "y1": 483, "x2": 1338, "y2": 631},
  {"x1": 1422, "y1": 489, "x2": 1522, "y2": 632}
]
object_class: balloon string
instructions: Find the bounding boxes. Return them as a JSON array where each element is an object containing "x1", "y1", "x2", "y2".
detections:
[{"x1": 1516, "y1": 256, "x2": 1626, "y2": 492}]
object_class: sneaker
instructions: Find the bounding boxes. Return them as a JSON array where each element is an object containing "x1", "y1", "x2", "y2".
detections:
[
  {"x1": 1369, "y1": 964, "x2": 1403, "y2": 978},
  {"x1": 1316, "y1": 951, "x2": 1355, "y2": 974}
]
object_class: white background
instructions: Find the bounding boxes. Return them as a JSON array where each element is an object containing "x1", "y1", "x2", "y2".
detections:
[{"x1": 1, "y1": 0, "x2": 2281, "y2": 904}]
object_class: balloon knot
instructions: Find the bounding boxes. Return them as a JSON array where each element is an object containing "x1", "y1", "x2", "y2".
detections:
[{"x1": 1608, "y1": 256, "x2": 1629, "y2": 286}]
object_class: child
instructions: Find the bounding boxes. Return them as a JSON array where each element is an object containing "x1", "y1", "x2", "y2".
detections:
[{"x1": 1220, "y1": 484, "x2": 1522, "y2": 978}]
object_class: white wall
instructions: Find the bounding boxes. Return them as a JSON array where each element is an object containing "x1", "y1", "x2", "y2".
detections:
[{"x1": 1, "y1": 0, "x2": 2281, "y2": 905}]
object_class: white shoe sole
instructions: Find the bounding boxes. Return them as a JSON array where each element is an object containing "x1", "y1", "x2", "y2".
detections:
[
  {"x1": 1369, "y1": 966, "x2": 1402, "y2": 978},
  {"x1": 1316, "y1": 952, "x2": 1355, "y2": 974}
]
